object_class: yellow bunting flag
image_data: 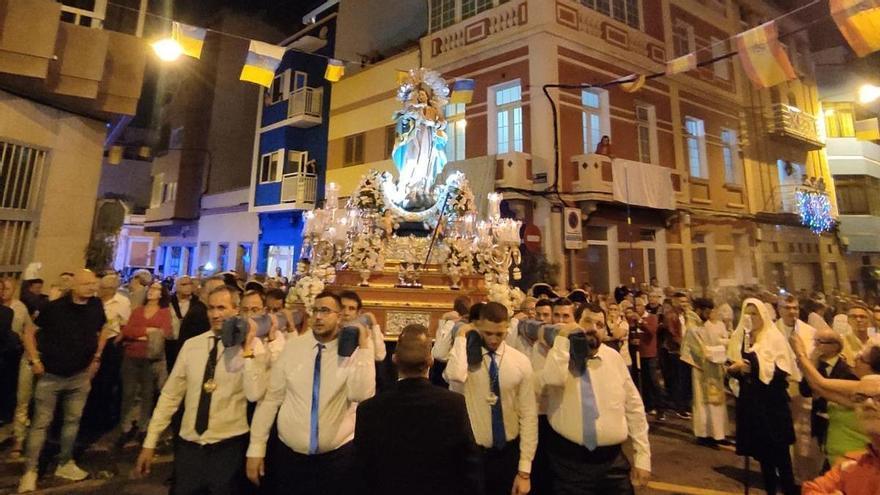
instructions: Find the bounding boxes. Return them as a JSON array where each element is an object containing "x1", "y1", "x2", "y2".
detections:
[
  {"x1": 831, "y1": 0, "x2": 880, "y2": 57},
  {"x1": 239, "y1": 40, "x2": 285, "y2": 88},
  {"x1": 173, "y1": 21, "x2": 206, "y2": 59},
  {"x1": 396, "y1": 70, "x2": 410, "y2": 85},
  {"x1": 735, "y1": 21, "x2": 796, "y2": 89},
  {"x1": 325, "y1": 59, "x2": 345, "y2": 82},
  {"x1": 665, "y1": 53, "x2": 696, "y2": 76},
  {"x1": 449, "y1": 78, "x2": 475, "y2": 104},
  {"x1": 856, "y1": 118, "x2": 880, "y2": 140},
  {"x1": 620, "y1": 74, "x2": 646, "y2": 93},
  {"x1": 108, "y1": 145, "x2": 123, "y2": 165}
]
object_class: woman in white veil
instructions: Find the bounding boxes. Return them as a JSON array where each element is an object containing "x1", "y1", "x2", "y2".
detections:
[{"x1": 727, "y1": 298, "x2": 801, "y2": 495}]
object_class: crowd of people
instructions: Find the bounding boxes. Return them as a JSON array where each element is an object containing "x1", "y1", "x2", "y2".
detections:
[{"x1": 1, "y1": 267, "x2": 880, "y2": 494}]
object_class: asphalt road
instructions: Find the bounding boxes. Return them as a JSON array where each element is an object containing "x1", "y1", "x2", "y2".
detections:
[{"x1": 0, "y1": 415, "x2": 769, "y2": 495}]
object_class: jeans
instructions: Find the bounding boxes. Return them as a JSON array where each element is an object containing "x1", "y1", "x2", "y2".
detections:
[
  {"x1": 119, "y1": 356, "x2": 164, "y2": 433},
  {"x1": 25, "y1": 371, "x2": 91, "y2": 470},
  {"x1": 13, "y1": 357, "x2": 34, "y2": 444}
]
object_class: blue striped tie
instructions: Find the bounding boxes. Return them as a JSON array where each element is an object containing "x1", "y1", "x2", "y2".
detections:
[
  {"x1": 308, "y1": 343, "x2": 324, "y2": 455},
  {"x1": 580, "y1": 366, "x2": 599, "y2": 450},
  {"x1": 489, "y1": 351, "x2": 506, "y2": 450}
]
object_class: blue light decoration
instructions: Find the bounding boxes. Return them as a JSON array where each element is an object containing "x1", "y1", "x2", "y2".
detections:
[{"x1": 795, "y1": 189, "x2": 835, "y2": 234}]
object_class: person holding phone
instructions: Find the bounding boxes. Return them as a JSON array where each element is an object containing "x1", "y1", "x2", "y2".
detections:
[
  {"x1": 726, "y1": 298, "x2": 801, "y2": 495},
  {"x1": 444, "y1": 301, "x2": 537, "y2": 495},
  {"x1": 245, "y1": 291, "x2": 375, "y2": 495}
]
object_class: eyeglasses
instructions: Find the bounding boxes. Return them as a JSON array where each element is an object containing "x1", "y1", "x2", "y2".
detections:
[
  {"x1": 852, "y1": 393, "x2": 880, "y2": 404},
  {"x1": 816, "y1": 339, "x2": 839, "y2": 345},
  {"x1": 312, "y1": 307, "x2": 338, "y2": 316}
]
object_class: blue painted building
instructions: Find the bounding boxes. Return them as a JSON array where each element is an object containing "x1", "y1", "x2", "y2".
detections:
[{"x1": 248, "y1": 14, "x2": 336, "y2": 277}]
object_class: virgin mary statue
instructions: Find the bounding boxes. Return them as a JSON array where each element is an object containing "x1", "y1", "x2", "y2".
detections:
[{"x1": 390, "y1": 69, "x2": 449, "y2": 211}]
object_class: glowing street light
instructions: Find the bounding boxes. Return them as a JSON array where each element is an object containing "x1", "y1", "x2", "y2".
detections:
[
  {"x1": 151, "y1": 38, "x2": 183, "y2": 62},
  {"x1": 859, "y1": 84, "x2": 880, "y2": 104}
]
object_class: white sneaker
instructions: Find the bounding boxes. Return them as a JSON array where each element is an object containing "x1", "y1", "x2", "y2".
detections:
[
  {"x1": 17, "y1": 470, "x2": 37, "y2": 493},
  {"x1": 54, "y1": 461, "x2": 89, "y2": 481}
]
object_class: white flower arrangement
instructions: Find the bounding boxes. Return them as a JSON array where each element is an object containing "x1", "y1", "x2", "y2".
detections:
[
  {"x1": 441, "y1": 236, "x2": 474, "y2": 277},
  {"x1": 443, "y1": 172, "x2": 476, "y2": 219},
  {"x1": 348, "y1": 170, "x2": 386, "y2": 214},
  {"x1": 486, "y1": 283, "x2": 526, "y2": 317},
  {"x1": 347, "y1": 230, "x2": 386, "y2": 273},
  {"x1": 289, "y1": 275, "x2": 325, "y2": 314}
]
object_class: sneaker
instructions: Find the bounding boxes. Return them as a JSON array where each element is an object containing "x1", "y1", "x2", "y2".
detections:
[
  {"x1": 647, "y1": 409, "x2": 658, "y2": 415},
  {"x1": 17, "y1": 470, "x2": 37, "y2": 493},
  {"x1": 55, "y1": 461, "x2": 89, "y2": 481},
  {"x1": 676, "y1": 411, "x2": 692, "y2": 419},
  {"x1": 656, "y1": 411, "x2": 667, "y2": 421}
]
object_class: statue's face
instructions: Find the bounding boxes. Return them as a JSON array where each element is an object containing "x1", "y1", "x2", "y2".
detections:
[{"x1": 417, "y1": 90, "x2": 428, "y2": 103}]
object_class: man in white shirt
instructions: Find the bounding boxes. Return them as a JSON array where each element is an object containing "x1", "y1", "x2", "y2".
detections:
[
  {"x1": 431, "y1": 296, "x2": 474, "y2": 387},
  {"x1": 239, "y1": 290, "x2": 286, "y2": 402},
  {"x1": 246, "y1": 291, "x2": 375, "y2": 495},
  {"x1": 538, "y1": 303, "x2": 651, "y2": 494},
  {"x1": 445, "y1": 301, "x2": 537, "y2": 495},
  {"x1": 339, "y1": 290, "x2": 387, "y2": 388},
  {"x1": 133, "y1": 285, "x2": 250, "y2": 495}
]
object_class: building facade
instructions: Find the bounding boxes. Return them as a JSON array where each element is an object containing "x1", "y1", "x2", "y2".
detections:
[
  {"x1": 322, "y1": 0, "x2": 846, "y2": 294},
  {"x1": 247, "y1": 13, "x2": 337, "y2": 278}
]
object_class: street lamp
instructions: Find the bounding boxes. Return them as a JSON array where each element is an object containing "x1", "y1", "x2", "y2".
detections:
[
  {"x1": 151, "y1": 38, "x2": 183, "y2": 62},
  {"x1": 859, "y1": 84, "x2": 880, "y2": 104}
]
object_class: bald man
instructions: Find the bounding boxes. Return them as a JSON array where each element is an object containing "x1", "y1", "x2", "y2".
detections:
[{"x1": 19, "y1": 269, "x2": 109, "y2": 493}]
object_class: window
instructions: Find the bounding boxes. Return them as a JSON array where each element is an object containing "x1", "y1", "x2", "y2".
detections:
[
  {"x1": 824, "y1": 103, "x2": 855, "y2": 138},
  {"x1": 673, "y1": 21, "x2": 695, "y2": 57},
  {"x1": 635, "y1": 103, "x2": 657, "y2": 164},
  {"x1": 582, "y1": 90, "x2": 603, "y2": 154},
  {"x1": 494, "y1": 82, "x2": 523, "y2": 153},
  {"x1": 199, "y1": 242, "x2": 211, "y2": 268},
  {"x1": 711, "y1": 37, "x2": 730, "y2": 80},
  {"x1": 429, "y1": 0, "x2": 456, "y2": 32},
  {"x1": 580, "y1": 0, "x2": 640, "y2": 28},
  {"x1": 835, "y1": 178, "x2": 872, "y2": 214},
  {"x1": 344, "y1": 133, "x2": 365, "y2": 166},
  {"x1": 259, "y1": 150, "x2": 283, "y2": 183},
  {"x1": 385, "y1": 125, "x2": 397, "y2": 160},
  {"x1": 217, "y1": 243, "x2": 229, "y2": 271},
  {"x1": 685, "y1": 117, "x2": 708, "y2": 178},
  {"x1": 150, "y1": 173, "x2": 164, "y2": 208},
  {"x1": 162, "y1": 181, "x2": 177, "y2": 203},
  {"x1": 462, "y1": 0, "x2": 493, "y2": 20},
  {"x1": 445, "y1": 103, "x2": 466, "y2": 161},
  {"x1": 288, "y1": 150, "x2": 308, "y2": 175},
  {"x1": 236, "y1": 243, "x2": 252, "y2": 274},
  {"x1": 721, "y1": 128, "x2": 740, "y2": 183},
  {"x1": 290, "y1": 71, "x2": 307, "y2": 94}
]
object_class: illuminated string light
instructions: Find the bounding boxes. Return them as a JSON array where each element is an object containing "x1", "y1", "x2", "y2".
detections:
[{"x1": 795, "y1": 189, "x2": 835, "y2": 234}]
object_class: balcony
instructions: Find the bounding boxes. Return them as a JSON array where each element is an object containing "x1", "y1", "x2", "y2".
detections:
[
  {"x1": 423, "y1": 0, "x2": 530, "y2": 64},
  {"x1": 280, "y1": 172, "x2": 317, "y2": 208},
  {"x1": 495, "y1": 152, "x2": 534, "y2": 190},
  {"x1": 287, "y1": 87, "x2": 323, "y2": 128},
  {"x1": 827, "y1": 137, "x2": 880, "y2": 179},
  {"x1": 570, "y1": 154, "x2": 679, "y2": 209},
  {"x1": 767, "y1": 103, "x2": 824, "y2": 150}
]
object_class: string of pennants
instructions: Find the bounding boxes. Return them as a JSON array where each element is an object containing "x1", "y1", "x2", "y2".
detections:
[{"x1": 123, "y1": 0, "x2": 880, "y2": 95}]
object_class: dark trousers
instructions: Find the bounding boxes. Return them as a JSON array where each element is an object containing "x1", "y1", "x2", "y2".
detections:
[
  {"x1": 545, "y1": 427, "x2": 634, "y2": 495},
  {"x1": 639, "y1": 356, "x2": 667, "y2": 411},
  {"x1": 267, "y1": 441, "x2": 355, "y2": 495},
  {"x1": 659, "y1": 349, "x2": 689, "y2": 412},
  {"x1": 757, "y1": 443, "x2": 798, "y2": 495},
  {"x1": 530, "y1": 415, "x2": 552, "y2": 495},
  {"x1": 481, "y1": 437, "x2": 520, "y2": 495},
  {"x1": 83, "y1": 340, "x2": 123, "y2": 431},
  {"x1": 172, "y1": 434, "x2": 249, "y2": 495}
]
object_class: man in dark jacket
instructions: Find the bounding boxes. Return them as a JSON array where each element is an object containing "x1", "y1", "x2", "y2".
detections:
[
  {"x1": 175, "y1": 277, "x2": 225, "y2": 346},
  {"x1": 355, "y1": 323, "x2": 483, "y2": 495}
]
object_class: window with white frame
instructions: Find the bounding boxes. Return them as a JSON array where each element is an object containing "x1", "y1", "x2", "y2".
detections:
[
  {"x1": 494, "y1": 82, "x2": 523, "y2": 154},
  {"x1": 673, "y1": 20, "x2": 695, "y2": 57},
  {"x1": 711, "y1": 37, "x2": 730, "y2": 80},
  {"x1": 259, "y1": 150, "x2": 284, "y2": 183},
  {"x1": 684, "y1": 117, "x2": 709, "y2": 179},
  {"x1": 445, "y1": 103, "x2": 466, "y2": 161},
  {"x1": 290, "y1": 71, "x2": 307, "y2": 94},
  {"x1": 581, "y1": 0, "x2": 640, "y2": 28},
  {"x1": 344, "y1": 133, "x2": 365, "y2": 166},
  {"x1": 462, "y1": 0, "x2": 493, "y2": 20},
  {"x1": 721, "y1": 128, "x2": 740, "y2": 183},
  {"x1": 429, "y1": 0, "x2": 456, "y2": 32},
  {"x1": 582, "y1": 89, "x2": 607, "y2": 154},
  {"x1": 685, "y1": 117, "x2": 708, "y2": 178},
  {"x1": 635, "y1": 103, "x2": 658, "y2": 164},
  {"x1": 288, "y1": 150, "x2": 308, "y2": 175},
  {"x1": 268, "y1": 71, "x2": 290, "y2": 105}
]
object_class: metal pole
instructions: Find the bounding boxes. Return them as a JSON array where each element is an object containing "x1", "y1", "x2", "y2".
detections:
[
  {"x1": 744, "y1": 456, "x2": 750, "y2": 495},
  {"x1": 423, "y1": 187, "x2": 454, "y2": 267}
]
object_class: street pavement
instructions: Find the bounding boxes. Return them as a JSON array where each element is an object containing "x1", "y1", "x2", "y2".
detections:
[{"x1": 0, "y1": 415, "x2": 770, "y2": 495}]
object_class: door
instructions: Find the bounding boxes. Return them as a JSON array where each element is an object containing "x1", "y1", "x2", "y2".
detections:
[{"x1": 618, "y1": 248, "x2": 645, "y2": 286}]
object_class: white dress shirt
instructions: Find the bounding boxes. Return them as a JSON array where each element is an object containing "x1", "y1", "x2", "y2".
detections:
[
  {"x1": 8, "y1": 299, "x2": 31, "y2": 336},
  {"x1": 103, "y1": 292, "x2": 132, "y2": 339},
  {"x1": 247, "y1": 330, "x2": 375, "y2": 457},
  {"x1": 444, "y1": 338, "x2": 538, "y2": 473},
  {"x1": 371, "y1": 324, "x2": 387, "y2": 361},
  {"x1": 432, "y1": 318, "x2": 458, "y2": 361},
  {"x1": 143, "y1": 331, "x2": 249, "y2": 449},
  {"x1": 539, "y1": 337, "x2": 651, "y2": 472},
  {"x1": 243, "y1": 332, "x2": 287, "y2": 402}
]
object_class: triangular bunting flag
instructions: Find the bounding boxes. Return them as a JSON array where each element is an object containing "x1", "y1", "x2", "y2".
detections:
[
  {"x1": 665, "y1": 53, "x2": 696, "y2": 76},
  {"x1": 396, "y1": 70, "x2": 410, "y2": 84},
  {"x1": 173, "y1": 21, "x2": 206, "y2": 59},
  {"x1": 449, "y1": 78, "x2": 475, "y2": 104},
  {"x1": 831, "y1": 0, "x2": 880, "y2": 57},
  {"x1": 735, "y1": 21, "x2": 796, "y2": 89},
  {"x1": 620, "y1": 74, "x2": 646, "y2": 93},
  {"x1": 240, "y1": 40, "x2": 285, "y2": 88},
  {"x1": 325, "y1": 59, "x2": 345, "y2": 82},
  {"x1": 856, "y1": 118, "x2": 880, "y2": 140}
]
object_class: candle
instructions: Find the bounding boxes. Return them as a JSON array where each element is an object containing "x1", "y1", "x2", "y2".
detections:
[
  {"x1": 325, "y1": 182, "x2": 339, "y2": 210},
  {"x1": 487, "y1": 192, "x2": 502, "y2": 220}
]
